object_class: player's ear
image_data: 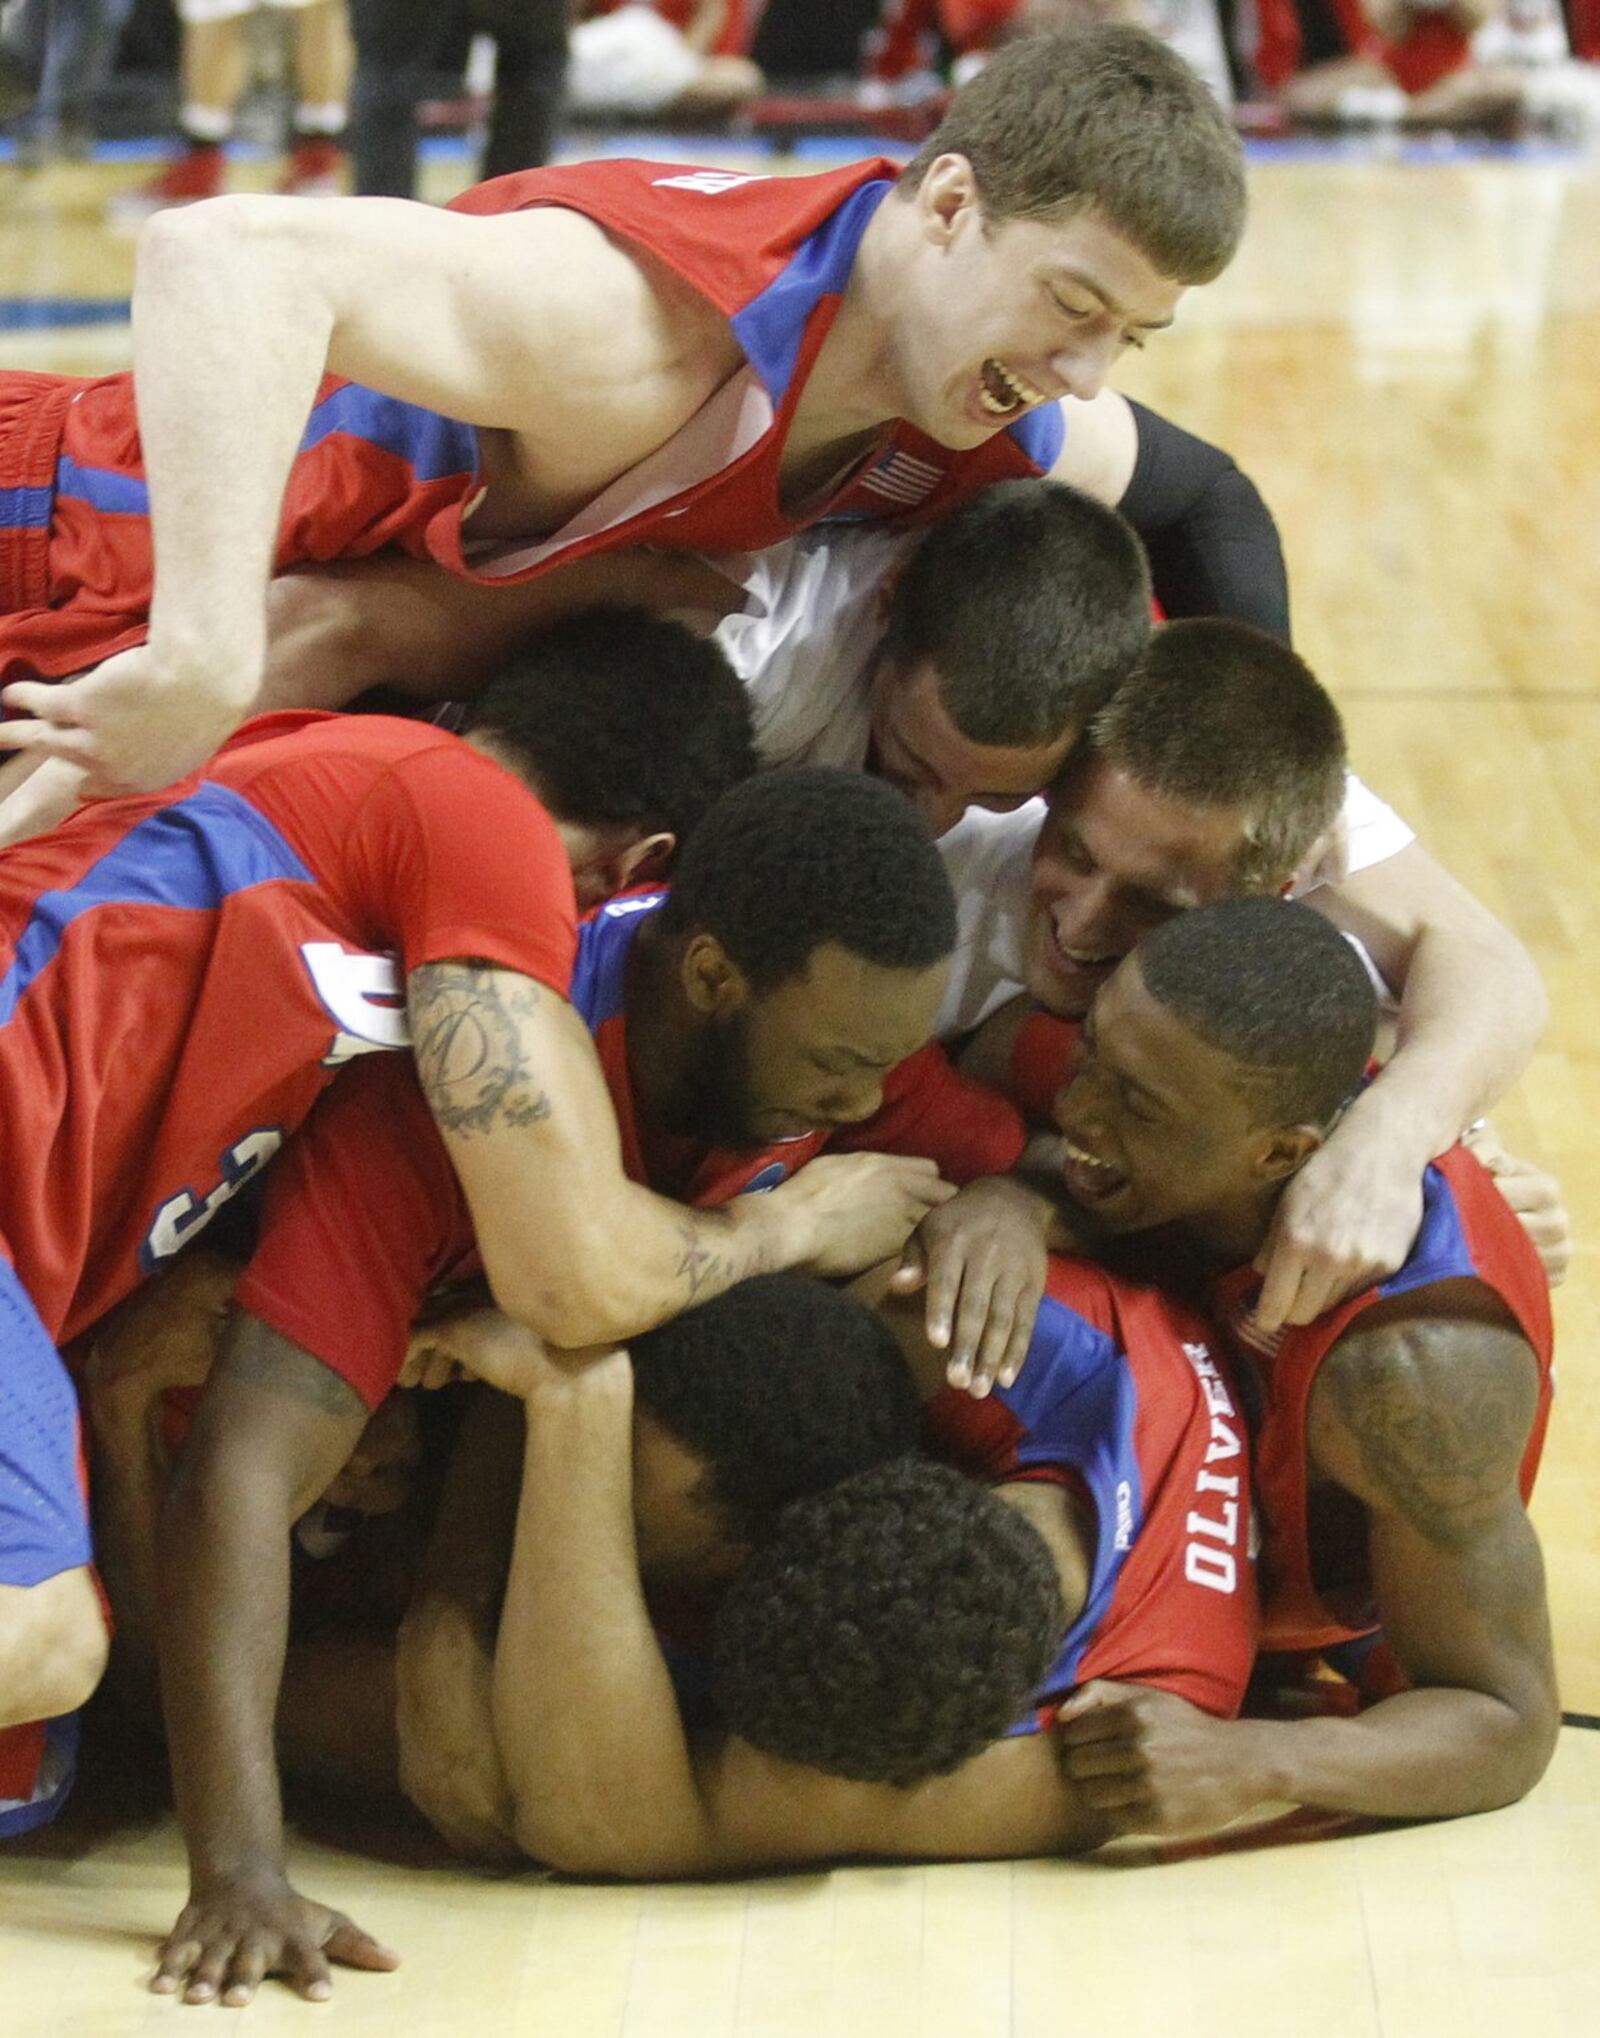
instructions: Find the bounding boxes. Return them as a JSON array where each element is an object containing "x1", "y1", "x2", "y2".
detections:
[
  {"x1": 681, "y1": 932, "x2": 748, "y2": 1018},
  {"x1": 610, "y1": 830, "x2": 676, "y2": 893},
  {"x1": 1252, "y1": 1123, "x2": 1323, "y2": 1184},
  {"x1": 916, "y1": 154, "x2": 982, "y2": 242}
]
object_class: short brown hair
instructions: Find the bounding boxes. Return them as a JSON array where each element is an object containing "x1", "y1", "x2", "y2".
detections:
[
  {"x1": 899, "y1": 25, "x2": 1246, "y2": 284},
  {"x1": 879, "y1": 480, "x2": 1152, "y2": 747},
  {"x1": 1085, "y1": 619, "x2": 1347, "y2": 889}
]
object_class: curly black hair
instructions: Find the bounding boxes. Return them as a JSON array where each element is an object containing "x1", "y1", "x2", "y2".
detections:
[
  {"x1": 461, "y1": 605, "x2": 757, "y2": 849},
  {"x1": 1137, "y1": 897, "x2": 1377, "y2": 1129},
  {"x1": 630, "y1": 1275, "x2": 922, "y2": 1549},
  {"x1": 708, "y1": 1458, "x2": 1064, "y2": 1787},
  {"x1": 655, "y1": 767, "x2": 957, "y2": 992}
]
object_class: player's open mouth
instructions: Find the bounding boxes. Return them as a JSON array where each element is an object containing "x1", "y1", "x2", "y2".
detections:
[
  {"x1": 978, "y1": 358, "x2": 1047, "y2": 417},
  {"x1": 1047, "y1": 917, "x2": 1121, "y2": 978},
  {"x1": 1060, "y1": 1135, "x2": 1127, "y2": 1202}
]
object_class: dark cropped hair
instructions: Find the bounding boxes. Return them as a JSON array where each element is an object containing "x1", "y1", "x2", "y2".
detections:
[
  {"x1": 630, "y1": 1276, "x2": 922, "y2": 1550},
  {"x1": 709, "y1": 1459, "x2": 1064, "y2": 1787},
  {"x1": 1085, "y1": 619, "x2": 1348, "y2": 890},
  {"x1": 461, "y1": 605, "x2": 757, "y2": 848},
  {"x1": 900, "y1": 25, "x2": 1246, "y2": 283},
  {"x1": 1137, "y1": 898, "x2": 1377, "y2": 1128},
  {"x1": 879, "y1": 482, "x2": 1151, "y2": 748},
  {"x1": 656, "y1": 767, "x2": 957, "y2": 992}
]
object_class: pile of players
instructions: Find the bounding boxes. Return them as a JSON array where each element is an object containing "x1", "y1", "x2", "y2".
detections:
[{"x1": 0, "y1": 24, "x2": 1568, "y2": 2010}]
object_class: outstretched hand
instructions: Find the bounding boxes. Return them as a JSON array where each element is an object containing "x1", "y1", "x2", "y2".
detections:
[
  {"x1": 2, "y1": 642, "x2": 256, "y2": 799},
  {"x1": 151, "y1": 1873, "x2": 398, "y2": 2006}
]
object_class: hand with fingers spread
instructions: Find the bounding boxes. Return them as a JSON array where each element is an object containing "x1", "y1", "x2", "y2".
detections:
[
  {"x1": 1462, "y1": 1122, "x2": 1571, "y2": 1288},
  {"x1": 2, "y1": 640, "x2": 259, "y2": 800},
  {"x1": 772, "y1": 1151, "x2": 957, "y2": 1280},
  {"x1": 1251, "y1": 1125, "x2": 1425, "y2": 1334},
  {"x1": 151, "y1": 1873, "x2": 398, "y2": 2006},
  {"x1": 1055, "y1": 1680, "x2": 1269, "y2": 1839},
  {"x1": 890, "y1": 1176, "x2": 1049, "y2": 1398}
]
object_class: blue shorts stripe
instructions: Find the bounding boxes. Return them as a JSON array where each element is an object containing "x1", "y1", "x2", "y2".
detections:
[
  {"x1": 300, "y1": 384, "x2": 478, "y2": 485},
  {"x1": 0, "y1": 482, "x2": 54, "y2": 531},
  {"x1": 54, "y1": 455, "x2": 150, "y2": 517},
  {"x1": 0, "y1": 1259, "x2": 90, "y2": 1590},
  {"x1": 0, "y1": 1713, "x2": 80, "y2": 1839},
  {"x1": 0, "y1": 781, "x2": 314, "y2": 1027}
]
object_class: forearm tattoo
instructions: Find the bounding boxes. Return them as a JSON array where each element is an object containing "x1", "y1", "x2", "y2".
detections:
[
  {"x1": 411, "y1": 964, "x2": 553, "y2": 1137},
  {"x1": 1324, "y1": 1319, "x2": 1536, "y2": 1549}
]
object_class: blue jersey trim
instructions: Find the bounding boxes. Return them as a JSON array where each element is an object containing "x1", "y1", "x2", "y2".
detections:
[
  {"x1": 0, "y1": 481, "x2": 54, "y2": 531},
  {"x1": 1377, "y1": 1165, "x2": 1474, "y2": 1299},
  {"x1": 0, "y1": 782, "x2": 314, "y2": 1028},
  {"x1": 299, "y1": 384, "x2": 480, "y2": 485},
  {"x1": 994, "y1": 1291, "x2": 1145, "y2": 1720},
  {"x1": 1005, "y1": 398, "x2": 1064, "y2": 475},
  {"x1": 567, "y1": 890, "x2": 666, "y2": 1035},
  {"x1": 54, "y1": 455, "x2": 149, "y2": 518},
  {"x1": 731, "y1": 181, "x2": 891, "y2": 406}
]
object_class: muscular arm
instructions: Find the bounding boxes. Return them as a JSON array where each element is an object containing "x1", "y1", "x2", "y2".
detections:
[
  {"x1": 407, "y1": 961, "x2": 951, "y2": 1350},
  {"x1": 154, "y1": 1313, "x2": 395, "y2": 2001},
  {"x1": 1050, "y1": 392, "x2": 1290, "y2": 639},
  {"x1": 1257, "y1": 842, "x2": 1548, "y2": 1327},
  {"x1": 1245, "y1": 1290, "x2": 1558, "y2": 1818},
  {"x1": 257, "y1": 547, "x2": 747, "y2": 713},
  {"x1": 492, "y1": 1345, "x2": 1098, "y2": 1876},
  {"x1": 1, "y1": 199, "x2": 737, "y2": 793}
]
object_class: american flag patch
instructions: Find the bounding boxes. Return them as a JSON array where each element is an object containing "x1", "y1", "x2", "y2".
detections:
[{"x1": 857, "y1": 449, "x2": 945, "y2": 509}]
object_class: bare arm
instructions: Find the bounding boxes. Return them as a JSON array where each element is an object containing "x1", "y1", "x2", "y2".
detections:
[
  {"x1": 1059, "y1": 1291, "x2": 1558, "y2": 1832},
  {"x1": 153, "y1": 1314, "x2": 396, "y2": 2005},
  {"x1": 491, "y1": 1341, "x2": 1098, "y2": 1876},
  {"x1": 407, "y1": 962, "x2": 954, "y2": 1352},
  {"x1": 2, "y1": 199, "x2": 737, "y2": 792},
  {"x1": 1256, "y1": 842, "x2": 1548, "y2": 1328},
  {"x1": 257, "y1": 547, "x2": 748, "y2": 713}
]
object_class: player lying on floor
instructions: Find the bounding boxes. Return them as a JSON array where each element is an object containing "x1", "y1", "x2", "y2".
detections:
[
  {"x1": 381, "y1": 1240, "x2": 1255, "y2": 1882},
  {"x1": 0, "y1": 622, "x2": 957, "y2": 1830},
  {"x1": 1013, "y1": 900, "x2": 1559, "y2": 1828},
  {"x1": 116, "y1": 767, "x2": 1070, "y2": 1995},
  {"x1": 946, "y1": 617, "x2": 1557, "y2": 1319}
]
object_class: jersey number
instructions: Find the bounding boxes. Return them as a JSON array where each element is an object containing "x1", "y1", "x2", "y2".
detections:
[{"x1": 141, "y1": 1129, "x2": 284, "y2": 1272}]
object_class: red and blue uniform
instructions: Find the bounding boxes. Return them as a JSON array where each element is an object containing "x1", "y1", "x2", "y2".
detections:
[
  {"x1": 925, "y1": 1256, "x2": 1257, "y2": 1723},
  {"x1": 0, "y1": 159, "x2": 1062, "y2": 682},
  {"x1": 1211, "y1": 1142, "x2": 1554, "y2": 1670},
  {"x1": 237, "y1": 886, "x2": 1026, "y2": 1406},
  {"x1": 0, "y1": 709, "x2": 575, "y2": 1835}
]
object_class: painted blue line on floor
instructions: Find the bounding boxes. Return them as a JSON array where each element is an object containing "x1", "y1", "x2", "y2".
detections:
[{"x1": 0, "y1": 298, "x2": 129, "y2": 330}]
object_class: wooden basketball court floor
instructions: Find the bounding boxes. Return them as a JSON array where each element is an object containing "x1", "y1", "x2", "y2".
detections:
[{"x1": 2, "y1": 129, "x2": 1599, "y2": 2036}]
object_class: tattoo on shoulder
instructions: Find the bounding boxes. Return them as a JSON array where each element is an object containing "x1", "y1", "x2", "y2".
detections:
[
  {"x1": 1322, "y1": 1318, "x2": 1538, "y2": 1548},
  {"x1": 410, "y1": 963, "x2": 553, "y2": 1138}
]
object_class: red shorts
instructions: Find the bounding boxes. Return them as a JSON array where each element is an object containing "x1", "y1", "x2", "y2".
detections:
[{"x1": 0, "y1": 370, "x2": 153, "y2": 684}]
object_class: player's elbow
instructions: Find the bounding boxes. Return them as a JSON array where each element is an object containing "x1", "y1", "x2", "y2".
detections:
[{"x1": 485, "y1": 1258, "x2": 648, "y2": 1352}]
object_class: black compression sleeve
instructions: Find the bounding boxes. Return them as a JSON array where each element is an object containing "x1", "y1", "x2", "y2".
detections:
[{"x1": 1118, "y1": 400, "x2": 1291, "y2": 642}]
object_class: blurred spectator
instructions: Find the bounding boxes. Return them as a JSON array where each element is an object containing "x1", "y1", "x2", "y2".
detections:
[
  {"x1": 347, "y1": 0, "x2": 565, "y2": 197},
  {"x1": 110, "y1": 0, "x2": 350, "y2": 214},
  {"x1": 0, "y1": 0, "x2": 136, "y2": 162},
  {"x1": 569, "y1": 0, "x2": 762, "y2": 118},
  {"x1": 867, "y1": 0, "x2": 1234, "y2": 104}
]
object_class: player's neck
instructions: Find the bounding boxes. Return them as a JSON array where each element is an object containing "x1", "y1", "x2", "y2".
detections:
[
  {"x1": 624, "y1": 924, "x2": 703, "y2": 1138},
  {"x1": 1173, "y1": 1187, "x2": 1279, "y2": 1273},
  {"x1": 796, "y1": 195, "x2": 916, "y2": 438}
]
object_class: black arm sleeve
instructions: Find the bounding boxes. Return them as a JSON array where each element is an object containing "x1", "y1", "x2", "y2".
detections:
[{"x1": 1117, "y1": 400, "x2": 1291, "y2": 643}]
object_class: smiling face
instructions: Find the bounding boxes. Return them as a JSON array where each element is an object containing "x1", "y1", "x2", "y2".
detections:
[
  {"x1": 1022, "y1": 757, "x2": 1253, "y2": 1018},
  {"x1": 890, "y1": 162, "x2": 1184, "y2": 449},
  {"x1": 1051, "y1": 954, "x2": 1314, "y2": 1238},
  {"x1": 868, "y1": 657, "x2": 1080, "y2": 839}
]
